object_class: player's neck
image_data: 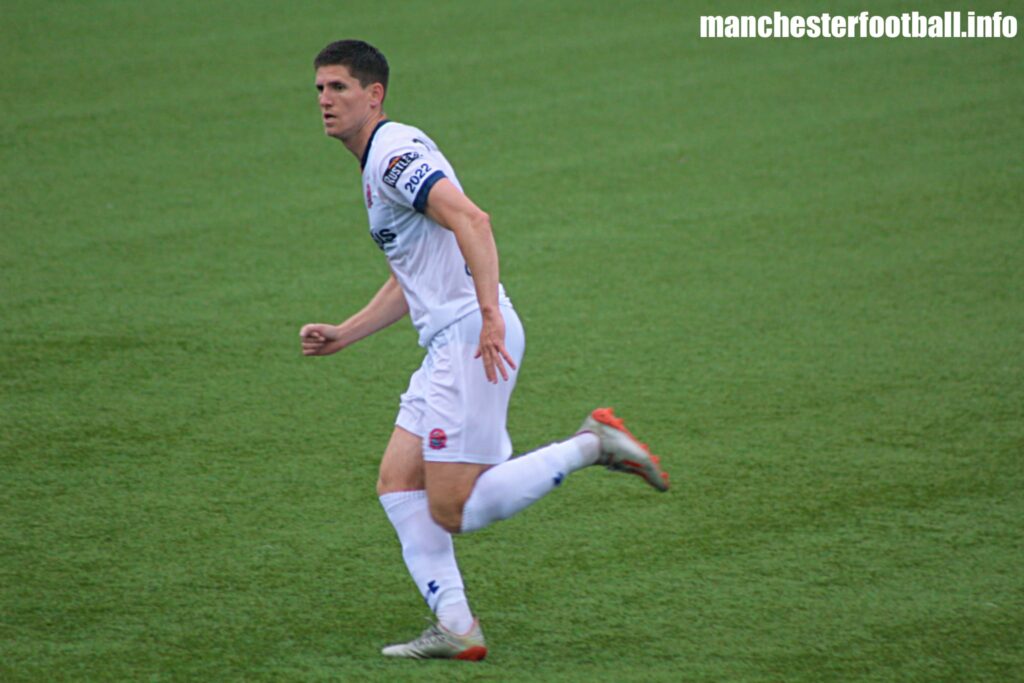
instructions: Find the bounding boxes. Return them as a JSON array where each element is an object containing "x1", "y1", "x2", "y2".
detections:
[{"x1": 344, "y1": 112, "x2": 388, "y2": 163}]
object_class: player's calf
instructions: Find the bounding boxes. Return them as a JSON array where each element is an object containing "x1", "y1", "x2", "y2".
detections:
[
  {"x1": 423, "y1": 461, "x2": 491, "y2": 533},
  {"x1": 428, "y1": 498, "x2": 466, "y2": 534}
]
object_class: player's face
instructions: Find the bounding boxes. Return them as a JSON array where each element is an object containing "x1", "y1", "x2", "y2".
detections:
[{"x1": 315, "y1": 64, "x2": 380, "y2": 140}]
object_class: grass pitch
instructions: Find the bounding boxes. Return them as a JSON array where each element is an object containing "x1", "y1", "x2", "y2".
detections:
[{"x1": 2, "y1": 1, "x2": 1022, "y2": 681}]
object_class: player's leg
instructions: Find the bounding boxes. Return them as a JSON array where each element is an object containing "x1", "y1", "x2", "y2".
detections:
[
  {"x1": 453, "y1": 432, "x2": 602, "y2": 532},
  {"x1": 423, "y1": 434, "x2": 599, "y2": 533},
  {"x1": 378, "y1": 428, "x2": 476, "y2": 637},
  {"x1": 455, "y1": 412, "x2": 668, "y2": 533},
  {"x1": 419, "y1": 308, "x2": 590, "y2": 533},
  {"x1": 378, "y1": 364, "x2": 476, "y2": 641},
  {"x1": 457, "y1": 409, "x2": 671, "y2": 532},
  {"x1": 420, "y1": 461, "x2": 490, "y2": 533},
  {"x1": 422, "y1": 307, "x2": 668, "y2": 535},
  {"x1": 378, "y1": 432, "x2": 486, "y2": 660},
  {"x1": 376, "y1": 425, "x2": 425, "y2": 494},
  {"x1": 419, "y1": 306, "x2": 527, "y2": 532}
]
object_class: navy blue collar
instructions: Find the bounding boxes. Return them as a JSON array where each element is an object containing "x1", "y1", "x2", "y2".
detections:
[{"x1": 360, "y1": 119, "x2": 390, "y2": 170}]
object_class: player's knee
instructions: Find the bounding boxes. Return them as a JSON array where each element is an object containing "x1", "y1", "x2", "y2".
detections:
[
  {"x1": 376, "y1": 472, "x2": 418, "y2": 496},
  {"x1": 377, "y1": 476, "x2": 411, "y2": 497},
  {"x1": 429, "y1": 500, "x2": 465, "y2": 534}
]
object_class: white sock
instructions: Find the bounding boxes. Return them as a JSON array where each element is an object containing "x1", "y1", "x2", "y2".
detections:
[
  {"x1": 460, "y1": 433, "x2": 600, "y2": 533},
  {"x1": 379, "y1": 490, "x2": 474, "y2": 634}
]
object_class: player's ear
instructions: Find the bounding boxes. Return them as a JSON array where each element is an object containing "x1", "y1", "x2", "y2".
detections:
[{"x1": 369, "y1": 82, "x2": 385, "y2": 108}]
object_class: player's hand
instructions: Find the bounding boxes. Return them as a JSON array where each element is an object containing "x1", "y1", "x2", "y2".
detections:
[
  {"x1": 475, "y1": 308, "x2": 517, "y2": 383},
  {"x1": 299, "y1": 323, "x2": 344, "y2": 356}
]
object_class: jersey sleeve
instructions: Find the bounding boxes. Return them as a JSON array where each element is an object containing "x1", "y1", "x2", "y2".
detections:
[{"x1": 375, "y1": 146, "x2": 447, "y2": 213}]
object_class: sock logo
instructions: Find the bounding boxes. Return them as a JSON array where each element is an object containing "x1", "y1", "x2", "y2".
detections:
[
  {"x1": 553, "y1": 472, "x2": 565, "y2": 487},
  {"x1": 427, "y1": 580, "x2": 439, "y2": 594},
  {"x1": 429, "y1": 428, "x2": 447, "y2": 450}
]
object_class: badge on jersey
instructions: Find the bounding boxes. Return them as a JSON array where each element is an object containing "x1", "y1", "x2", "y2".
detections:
[
  {"x1": 378, "y1": 147, "x2": 446, "y2": 213},
  {"x1": 383, "y1": 152, "x2": 421, "y2": 187}
]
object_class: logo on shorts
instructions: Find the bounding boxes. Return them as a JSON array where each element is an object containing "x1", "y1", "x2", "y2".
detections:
[
  {"x1": 383, "y1": 151, "x2": 421, "y2": 187},
  {"x1": 429, "y1": 428, "x2": 447, "y2": 450}
]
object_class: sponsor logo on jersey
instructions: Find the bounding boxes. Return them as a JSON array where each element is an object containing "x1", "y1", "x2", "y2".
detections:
[
  {"x1": 371, "y1": 227, "x2": 397, "y2": 251},
  {"x1": 429, "y1": 428, "x2": 447, "y2": 450},
  {"x1": 383, "y1": 151, "x2": 421, "y2": 187}
]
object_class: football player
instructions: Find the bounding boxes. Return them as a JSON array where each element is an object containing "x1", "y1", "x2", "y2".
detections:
[{"x1": 299, "y1": 39, "x2": 668, "y2": 660}]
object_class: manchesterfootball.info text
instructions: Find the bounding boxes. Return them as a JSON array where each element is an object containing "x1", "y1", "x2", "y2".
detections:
[{"x1": 700, "y1": 11, "x2": 1018, "y2": 39}]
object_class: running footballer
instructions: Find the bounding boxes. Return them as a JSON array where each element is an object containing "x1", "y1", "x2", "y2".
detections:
[{"x1": 299, "y1": 39, "x2": 669, "y2": 660}]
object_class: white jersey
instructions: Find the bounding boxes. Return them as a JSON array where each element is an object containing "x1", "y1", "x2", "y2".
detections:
[{"x1": 361, "y1": 120, "x2": 511, "y2": 347}]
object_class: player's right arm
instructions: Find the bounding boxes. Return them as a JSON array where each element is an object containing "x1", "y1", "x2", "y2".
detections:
[{"x1": 299, "y1": 273, "x2": 408, "y2": 356}]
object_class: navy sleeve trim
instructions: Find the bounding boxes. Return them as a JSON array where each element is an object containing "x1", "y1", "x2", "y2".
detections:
[{"x1": 412, "y1": 170, "x2": 446, "y2": 213}]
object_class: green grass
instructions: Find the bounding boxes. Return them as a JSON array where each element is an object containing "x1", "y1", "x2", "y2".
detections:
[{"x1": 2, "y1": 1, "x2": 1022, "y2": 680}]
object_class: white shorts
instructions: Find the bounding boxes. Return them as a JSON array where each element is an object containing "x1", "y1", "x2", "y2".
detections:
[{"x1": 395, "y1": 305, "x2": 525, "y2": 465}]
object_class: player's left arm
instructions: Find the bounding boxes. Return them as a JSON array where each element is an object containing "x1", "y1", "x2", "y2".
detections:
[{"x1": 424, "y1": 178, "x2": 516, "y2": 384}]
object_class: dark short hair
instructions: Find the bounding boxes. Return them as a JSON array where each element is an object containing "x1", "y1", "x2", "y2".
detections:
[{"x1": 314, "y1": 40, "x2": 389, "y2": 92}]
